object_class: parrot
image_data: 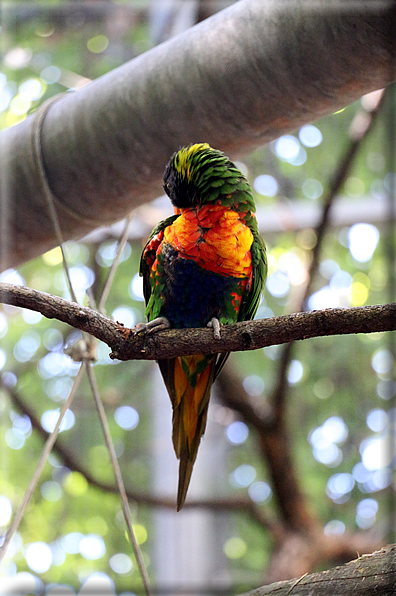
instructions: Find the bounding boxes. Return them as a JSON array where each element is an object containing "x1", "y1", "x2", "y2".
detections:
[{"x1": 137, "y1": 143, "x2": 267, "y2": 510}]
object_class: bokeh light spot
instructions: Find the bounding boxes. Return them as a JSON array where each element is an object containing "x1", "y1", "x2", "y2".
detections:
[
  {"x1": 61, "y1": 532, "x2": 83, "y2": 554},
  {"x1": 42, "y1": 247, "x2": 63, "y2": 266},
  {"x1": 319, "y1": 260, "x2": 340, "y2": 280},
  {"x1": 242, "y1": 375, "x2": 265, "y2": 396},
  {"x1": 371, "y1": 350, "x2": 394, "y2": 375},
  {"x1": 25, "y1": 542, "x2": 52, "y2": 574},
  {"x1": 19, "y1": 78, "x2": 43, "y2": 101},
  {"x1": 356, "y1": 498, "x2": 378, "y2": 529},
  {"x1": 40, "y1": 481, "x2": 62, "y2": 502},
  {"x1": 0, "y1": 269, "x2": 25, "y2": 286},
  {"x1": 299, "y1": 124, "x2": 323, "y2": 147},
  {"x1": 129, "y1": 273, "x2": 144, "y2": 301},
  {"x1": 0, "y1": 312, "x2": 8, "y2": 339},
  {"x1": 313, "y1": 378, "x2": 334, "y2": 399},
  {"x1": 274, "y1": 135, "x2": 300, "y2": 162},
  {"x1": 376, "y1": 380, "x2": 396, "y2": 400},
  {"x1": 324, "y1": 520, "x2": 345, "y2": 536},
  {"x1": 109, "y1": 553, "x2": 133, "y2": 575},
  {"x1": 253, "y1": 175, "x2": 278, "y2": 197},
  {"x1": 79, "y1": 535, "x2": 106, "y2": 560},
  {"x1": 0, "y1": 495, "x2": 12, "y2": 526},
  {"x1": 112, "y1": 307, "x2": 136, "y2": 328},
  {"x1": 132, "y1": 524, "x2": 147, "y2": 545},
  {"x1": 348, "y1": 223, "x2": 379, "y2": 262},
  {"x1": 5, "y1": 428, "x2": 25, "y2": 450},
  {"x1": 308, "y1": 287, "x2": 338, "y2": 310},
  {"x1": 40, "y1": 66, "x2": 61, "y2": 84},
  {"x1": 63, "y1": 472, "x2": 88, "y2": 497},
  {"x1": 302, "y1": 178, "x2": 323, "y2": 200},
  {"x1": 226, "y1": 421, "x2": 249, "y2": 445},
  {"x1": 114, "y1": 406, "x2": 139, "y2": 430},
  {"x1": 266, "y1": 271, "x2": 290, "y2": 297},
  {"x1": 41, "y1": 409, "x2": 75, "y2": 433},
  {"x1": 87, "y1": 35, "x2": 109, "y2": 54},
  {"x1": 231, "y1": 465, "x2": 256, "y2": 487},
  {"x1": 0, "y1": 348, "x2": 6, "y2": 371},
  {"x1": 287, "y1": 360, "x2": 304, "y2": 385},
  {"x1": 9, "y1": 95, "x2": 31, "y2": 116},
  {"x1": 223, "y1": 537, "x2": 247, "y2": 559},
  {"x1": 345, "y1": 177, "x2": 365, "y2": 197},
  {"x1": 326, "y1": 473, "x2": 355, "y2": 502},
  {"x1": 322, "y1": 417, "x2": 348, "y2": 444},
  {"x1": 366, "y1": 409, "x2": 388, "y2": 432},
  {"x1": 248, "y1": 481, "x2": 272, "y2": 503},
  {"x1": 361, "y1": 437, "x2": 392, "y2": 471},
  {"x1": 351, "y1": 282, "x2": 369, "y2": 306}
]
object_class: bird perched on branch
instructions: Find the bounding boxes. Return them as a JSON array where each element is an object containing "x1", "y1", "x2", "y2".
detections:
[{"x1": 137, "y1": 143, "x2": 267, "y2": 510}]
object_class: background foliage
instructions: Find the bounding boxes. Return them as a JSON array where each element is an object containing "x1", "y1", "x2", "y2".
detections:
[{"x1": 0, "y1": 2, "x2": 394, "y2": 594}]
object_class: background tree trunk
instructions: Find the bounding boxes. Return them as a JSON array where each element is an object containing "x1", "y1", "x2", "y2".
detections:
[{"x1": 1, "y1": 0, "x2": 395, "y2": 270}]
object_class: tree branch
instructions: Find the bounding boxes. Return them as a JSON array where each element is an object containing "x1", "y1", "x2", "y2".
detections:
[
  {"x1": 271, "y1": 86, "x2": 387, "y2": 427},
  {"x1": 0, "y1": 283, "x2": 395, "y2": 360},
  {"x1": 238, "y1": 544, "x2": 396, "y2": 596},
  {"x1": 3, "y1": 380, "x2": 277, "y2": 533}
]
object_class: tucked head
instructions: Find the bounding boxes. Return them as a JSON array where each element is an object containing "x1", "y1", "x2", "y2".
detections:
[{"x1": 163, "y1": 143, "x2": 252, "y2": 210}]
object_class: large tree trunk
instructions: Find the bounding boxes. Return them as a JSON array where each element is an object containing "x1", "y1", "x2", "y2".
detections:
[{"x1": 1, "y1": 0, "x2": 395, "y2": 271}]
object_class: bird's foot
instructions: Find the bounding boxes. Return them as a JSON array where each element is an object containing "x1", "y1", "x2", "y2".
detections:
[
  {"x1": 134, "y1": 316, "x2": 171, "y2": 335},
  {"x1": 207, "y1": 317, "x2": 221, "y2": 340}
]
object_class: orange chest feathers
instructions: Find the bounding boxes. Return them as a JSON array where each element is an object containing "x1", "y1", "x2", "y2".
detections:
[{"x1": 163, "y1": 203, "x2": 253, "y2": 278}]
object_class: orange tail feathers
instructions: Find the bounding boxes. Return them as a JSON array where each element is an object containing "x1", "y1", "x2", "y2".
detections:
[{"x1": 161, "y1": 354, "x2": 217, "y2": 511}]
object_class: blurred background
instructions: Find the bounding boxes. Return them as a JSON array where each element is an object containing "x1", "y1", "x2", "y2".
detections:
[{"x1": 0, "y1": 1, "x2": 394, "y2": 594}]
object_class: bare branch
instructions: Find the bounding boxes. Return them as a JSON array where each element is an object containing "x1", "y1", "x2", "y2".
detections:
[
  {"x1": 271, "y1": 87, "x2": 387, "y2": 426},
  {"x1": 0, "y1": 283, "x2": 395, "y2": 360},
  {"x1": 4, "y1": 381, "x2": 277, "y2": 533},
  {"x1": 238, "y1": 544, "x2": 396, "y2": 596}
]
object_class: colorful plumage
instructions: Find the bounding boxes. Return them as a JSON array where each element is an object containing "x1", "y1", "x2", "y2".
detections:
[{"x1": 138, "y1": 143, "x2": 267, "y2": 510}]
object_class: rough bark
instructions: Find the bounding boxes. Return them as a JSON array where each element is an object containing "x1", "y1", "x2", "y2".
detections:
[
  {"x1": 238, "y1": 544, "x2": 396, "y2": 596},
  {"x1": 0, "y1": 283, "x2": 395, "y2": 360},
  {"x1": 1, "y1": 0, "x2": 395, "y2": 270}
]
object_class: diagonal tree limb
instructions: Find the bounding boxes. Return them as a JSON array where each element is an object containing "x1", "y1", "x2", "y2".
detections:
[
  {"x1": 216, "y1": 366, "x2": 317, "y2": 532},
  {"x1": 4, "y1": 380, "x2": 278, "y2": 534},
  {"x1": 271, "y1": 87, "x2": 387, "y2": 426},
  {"x1": 237, "y1": 86, "x2": 390, "y2": 536},
  {"x1": 237, "y1": 544, "x2": 396, "y2": 596},
  {"x1": 0, "y1": 365, "x2": 84, "y2": 564},
  {"x1": 0, "y1": 283, "x2": 395, "y2": 360}
]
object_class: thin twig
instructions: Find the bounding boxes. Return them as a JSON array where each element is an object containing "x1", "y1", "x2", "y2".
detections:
[
  {"x1": 84, "y1": 363, "x2": 152, "y2": 595},
  {"x1": 0, "y1": 365, "x2": 84, "y2": 563},
  {"x1": 32, "y1": 95, "x2": 78, "y2": 304}
]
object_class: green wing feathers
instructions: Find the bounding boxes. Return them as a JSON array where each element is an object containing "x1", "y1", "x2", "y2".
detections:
[
  {"x1": 139, "y1": 214, "x2": 179, "y2": 319},
  {"x1": 239, "y1": 230, "x2": 267, "y2": 324}
]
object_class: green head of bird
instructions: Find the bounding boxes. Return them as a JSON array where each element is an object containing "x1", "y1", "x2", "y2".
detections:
[{"x1": 163, "y1": 143, "x2": 254, "y2": 211}]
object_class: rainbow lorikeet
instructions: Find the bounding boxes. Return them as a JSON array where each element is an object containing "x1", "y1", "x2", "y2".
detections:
[{"x1": 138, "y1": 143, "x2": 267, "y2": 510}]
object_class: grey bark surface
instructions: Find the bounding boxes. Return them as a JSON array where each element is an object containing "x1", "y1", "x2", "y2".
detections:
[
  {"x1": 239, "y1": 544, "x2": 396, "y2": 596},
  {"x1": 1, "y1": 0, "x2": 395, "y2": 270}
]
